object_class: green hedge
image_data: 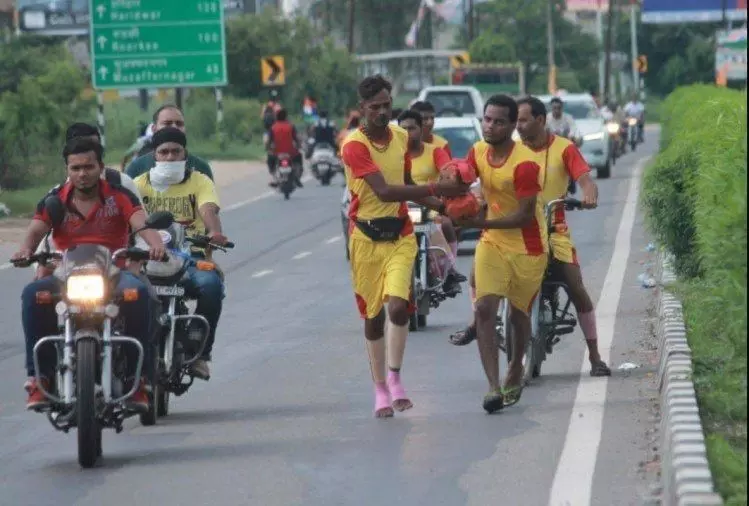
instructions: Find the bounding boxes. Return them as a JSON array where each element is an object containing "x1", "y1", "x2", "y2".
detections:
[{"x1": 642, "y1": 84, "x2": 747, "y2": 505}]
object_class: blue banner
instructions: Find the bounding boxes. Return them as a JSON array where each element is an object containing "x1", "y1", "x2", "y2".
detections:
[{"x1": 642, "y1": 0, "x2": 747, "y2": 24}]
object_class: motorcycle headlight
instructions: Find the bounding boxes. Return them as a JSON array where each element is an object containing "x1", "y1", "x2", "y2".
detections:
[
  {"x1": 66, "y1": 274, "x2": 105, "y2": 303},
  {"x1": 408, "y1": 208, "x2": 423, "y2": 224},
  {"x1": 606, "y1": 123, "x2": 619, "y2": 134},
  {"x1": 628, "y1": 117, "x2": 638, "y2": 126},
  {"x1": 583, "y1": 132, "x2": 604, "y2": 142}
]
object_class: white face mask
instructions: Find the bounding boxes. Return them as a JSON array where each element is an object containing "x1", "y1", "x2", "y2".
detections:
[{"x1": 150, "y1": 160, "x2": 186, "y2": 191}]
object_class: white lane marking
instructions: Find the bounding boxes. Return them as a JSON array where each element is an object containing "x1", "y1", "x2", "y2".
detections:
[
  {"x1": 250, "y1": 269, "x2": 273, "y2": 278},
  {"x1": 222, "y1": 174, "x2": 314, "y2": 213},
  {"x1": 547, "y1": 156, "x2": 650, "y2": 506},
  {"x1": 325, "y1": 236, "x2": 342, "y2": 244},
  {"x1": 292, "y1": 251, "x2": 311, "y2": 260}
]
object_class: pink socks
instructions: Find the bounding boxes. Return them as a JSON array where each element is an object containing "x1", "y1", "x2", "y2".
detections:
[
  {"x1": 374, "y1": 381, "x2": 392, "y2": 415},
  {"x1": 387, "y1": 370, "x2": 408, "y2": 402},
  {"x1": 577, "y1": 311, "x2": 598, "y2": 343}
]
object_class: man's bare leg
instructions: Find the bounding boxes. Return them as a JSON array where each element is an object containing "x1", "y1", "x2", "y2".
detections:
[
  {"x1": 385, "y1": 296, "x2": 413, "y2": 412},
  {"x1": 555, "y1": 261, "x2": 611, "y2": 376},
  {"x1": 449, "y1": 264, "x2": 478, "y2": 345},
  {"x1": 475, "y1": 295, "x2": 504, "y2": 413},
  {"x1": 364, "y1": 309, "x2": 393, "y2": 417},
  {"x1": 503, "y1": 305, "x2": 532, "y2": 404}
]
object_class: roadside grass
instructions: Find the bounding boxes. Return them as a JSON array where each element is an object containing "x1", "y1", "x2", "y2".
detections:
[
  {"x1": 680, "y1": 281, "x2": 748, "y2": 506},
  {"x1": 1, "y1": 184, "x2": 55, "y2": 217}
]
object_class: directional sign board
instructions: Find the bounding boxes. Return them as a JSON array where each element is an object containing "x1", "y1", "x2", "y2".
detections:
[
  {"x1": 261, "y1": 56, "x2": 285, "y2": 86},
  {"x1": 89, "y1": 0, "x2": 228, "y2": 90},
  {"x1": 450, "y1": 52, "x2": 470, "y2": 69}
]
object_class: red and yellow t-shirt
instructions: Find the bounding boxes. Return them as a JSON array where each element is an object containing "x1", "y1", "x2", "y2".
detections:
[
  {"x1": 410, "y1": 144, "x2": 451, "y2": 185},
  {"x1": 518, "y1": 135, "x2": 589, "y2": 230},
  {"x1": 466, "y1": 141, "x2": 547, "y2": 255},
  {"x1": 425, "y1": 133, "x2": 452, "y2": 158},
  {"x1": 34, "y1": 179, "x2": 142, "y2": 253},
  {"x1": 341, "y1": 124, "x2": 414, "y2": 238}
]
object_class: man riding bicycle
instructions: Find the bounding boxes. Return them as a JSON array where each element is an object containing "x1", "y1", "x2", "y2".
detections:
[{"x1": 515, "y1": 96, "x2": 611, "y2": 377}]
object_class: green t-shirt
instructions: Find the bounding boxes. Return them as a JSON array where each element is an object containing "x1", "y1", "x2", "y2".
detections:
[{"x1": 125, "y1": 152, "x2": 214, "y2": 181}]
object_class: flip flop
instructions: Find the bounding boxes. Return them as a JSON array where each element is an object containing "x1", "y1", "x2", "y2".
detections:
[
  {"x1": 501, "y1": 384, "x2": 524, "y2": 407},
  {"x1": 449, "y1": 324, "x2": 477, "y2": 346},
  {"x1": 590, "y1": 360, "x2": 612, "y2": 377},
  {"x1": 482, "y1": 389, "x2": 504, "y2": 414}
]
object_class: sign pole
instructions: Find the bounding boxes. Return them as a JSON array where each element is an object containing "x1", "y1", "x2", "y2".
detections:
[
  {"x1": 96, "y1": 91, "x2": 106, "y2": 149},
  {"x1": 630, "y1": 2, "x2": 639, "y2": 95}
]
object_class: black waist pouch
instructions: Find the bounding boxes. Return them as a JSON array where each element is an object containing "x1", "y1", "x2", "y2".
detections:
[{"x1": 354, "y1": 217, "x2": 407, "y2": 242}]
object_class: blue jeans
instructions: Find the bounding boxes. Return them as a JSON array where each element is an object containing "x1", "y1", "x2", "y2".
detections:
[
  {"x1": 22, "y1": 271, "x2": 155, "y2": 378},
  {"x1": 182, "y1": 264, "x2": 224, "y2": 360}
]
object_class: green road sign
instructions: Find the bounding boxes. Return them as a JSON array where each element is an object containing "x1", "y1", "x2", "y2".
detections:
[{"x1": 89, "y1": 0, "x2": 228, "y2": 90}]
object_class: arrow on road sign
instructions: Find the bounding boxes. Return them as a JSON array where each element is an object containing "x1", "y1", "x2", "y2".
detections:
[
  {"x1": 97, "y1": 35, "x2": 107, "y2": 50},
  {"x1": 265, "y1": 57, "x2": 281, "y2": 83},
  {"x1": 96, "y1": 4, "x2": 106, "y2": 18},
  {"x1": 98, "y1": 66, "x2": 108, "y2": 80}
]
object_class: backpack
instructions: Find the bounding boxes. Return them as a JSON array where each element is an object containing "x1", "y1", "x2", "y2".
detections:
[{"x1": 104, "y1": 167, "x2": 123, "y2": 187}]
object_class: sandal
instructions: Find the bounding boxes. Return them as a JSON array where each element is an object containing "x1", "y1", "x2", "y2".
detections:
[
  {"x1": 590, "y1": 360, "x2": 612, "y2": 377},
  {"x1": 501, "y1": 384, "x2": 524, "y2": 407},
  {"x1": 449, "y1": 324, "x2": 477, "y2": 346},
  {"x1": 482, "y1": 388, "x2": 504, "y2": 414}
]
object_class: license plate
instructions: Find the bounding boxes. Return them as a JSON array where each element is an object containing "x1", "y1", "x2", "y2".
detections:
[
  {"x1": 153, "y1": 285, "x2": 185, "y2": 297},
  {"x1": 414, "y1": 224, "x2": 430, "y2": 233},
  {"x1": 279, "y1": 166, "x2": 292, "y2": 175}
]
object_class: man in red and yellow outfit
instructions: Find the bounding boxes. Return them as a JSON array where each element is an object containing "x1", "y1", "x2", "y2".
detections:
[
  {"x1": 515, "y1": 96, "x2": 611, "y2": 377},
  {"x1": 341, "y1": 75, "x2": 467, "y2": 418},
  {"x1": 411, "y1": 100, "x2": 452, "y2": 157},
  {"x1": 456, "y1": 95, "x2": 548, "y2": 413}
]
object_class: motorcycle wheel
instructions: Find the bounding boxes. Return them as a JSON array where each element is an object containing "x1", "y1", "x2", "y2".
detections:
[
  {"x1": 139, "y1": 342, "x2": 159, "y2": 426},
  {"x1": 76, "y1": 339, "x2": 101, "y2": 469}
]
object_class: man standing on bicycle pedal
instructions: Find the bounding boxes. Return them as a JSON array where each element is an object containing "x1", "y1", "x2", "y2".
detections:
[
  {"x1": 516, "y1": 96, "x2": 611, "y2": 377},
  {"x1": 453, "y1": 95, "x2": 549, "y2": 413}
]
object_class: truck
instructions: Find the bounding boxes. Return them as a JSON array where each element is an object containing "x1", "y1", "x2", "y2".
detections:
[{"x1": 451, "y1": 63, "x2": 527, "y2": 98}]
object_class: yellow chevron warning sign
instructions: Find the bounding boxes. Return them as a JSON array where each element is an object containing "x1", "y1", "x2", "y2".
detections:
[
  {"x1": 450, "y1": 52, "x2": 471, "y2": 69},
  {"x1": 261, "y1": 56, "x2": 286, "y2": 86}
]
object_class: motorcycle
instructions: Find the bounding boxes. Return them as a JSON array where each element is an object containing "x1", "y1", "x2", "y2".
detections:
[
  {"x1": 627, "y1": 117, "x2": 639, "y2": 152},
  {"x1": 309, "y1": 142, "x2": 342, "y2": 186},
  {"x1": 407, "y1": 203, "x2": 457, "y2": 331},
  {"x1": 606, "y1": 121, "x2": 623, "y2": 162},
  {"x1": 11, "y1": 196, "x2": 173, "y2": 468},
  {"x1": 497, "y1": 197, "x2": 585, "y2": 385},
  {"x1": 275, "y1": 153, "x2": 299, "y2": 200},
  {"x1": 137, "y1": 221, "x2": 234, "y2": 425}
]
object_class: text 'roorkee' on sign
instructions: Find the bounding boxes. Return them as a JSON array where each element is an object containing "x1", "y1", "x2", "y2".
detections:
[{"x1": 89, "y1": 0, "x2": 229, "y2": 90}]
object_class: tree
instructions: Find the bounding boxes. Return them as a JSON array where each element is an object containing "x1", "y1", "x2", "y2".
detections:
[
  {"x1": 468, "y1": 0, "x2": 600, "y2": 93},
  {"x1": 225, "y1": 11, "x2": 359, "y2": 115}
]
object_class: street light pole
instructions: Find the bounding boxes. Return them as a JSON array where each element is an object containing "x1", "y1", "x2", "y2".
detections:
[
  {"x1": 347, "y1": 0, "x2": 355, "y2": 53},
  {"x1": 630, "y1": 1, "x2": 639, "y2": 95},
  {"x1": 546, "y1": 0, "x2": 556, "y2": 94},
  {"x1": 603, "y1": 0, "x2": 615, "y2": 101}
]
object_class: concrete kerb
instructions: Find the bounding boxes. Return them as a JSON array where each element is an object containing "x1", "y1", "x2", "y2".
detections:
[{"x1": 656, "y1": 252, "x2": 723, "y2": 506}]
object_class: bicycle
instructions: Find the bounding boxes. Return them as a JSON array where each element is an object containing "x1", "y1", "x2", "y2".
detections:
[{"x1": 497, "y1": 197, "x2": 584, "y2": 385}]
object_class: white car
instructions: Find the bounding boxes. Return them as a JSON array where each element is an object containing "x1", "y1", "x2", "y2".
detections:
[
  {"x1": 414, "y1": 85, "x2": 484, "y2": 118},
  {"x1": 432, "y1": 116, "x2": 482, "y2": 159},
  {"x1": 537, "y1": 93, "x2": 612, "y2": 179}
]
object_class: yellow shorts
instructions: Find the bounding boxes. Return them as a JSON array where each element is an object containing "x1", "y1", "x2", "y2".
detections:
[
  {"x1": 550, "y1": 232, "x2": 579, "y2": 265},
  {"x1": 349, "y1": 231, "x2": 418, "y2": 319},
  {"x1": 474, "y1": 241, "x2": 548, "y2": 314}
]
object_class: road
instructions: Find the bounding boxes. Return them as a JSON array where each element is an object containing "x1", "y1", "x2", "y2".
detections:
[{"x1": 0, "y1": 134, "x2": 662, "y2": 506}]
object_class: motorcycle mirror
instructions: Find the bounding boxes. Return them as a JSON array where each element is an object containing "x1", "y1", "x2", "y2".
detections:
[
  {"x1": 43, "y1": 195, "x2": 66, "y2": 228},
  {"x1": 144, "y1": 211, "x2": 175, "y2": 230}
]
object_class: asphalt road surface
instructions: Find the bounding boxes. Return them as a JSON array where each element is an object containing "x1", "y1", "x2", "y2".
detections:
[{"x1": 0, "y1": 132, "x2": 662, "y2": 506}]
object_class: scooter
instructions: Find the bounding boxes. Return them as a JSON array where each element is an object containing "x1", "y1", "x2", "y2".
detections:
[{"x1": 309, "y1": 142, "x2": 342, "y2": 186}]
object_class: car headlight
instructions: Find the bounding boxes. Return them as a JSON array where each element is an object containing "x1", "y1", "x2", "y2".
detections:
[
  {"x1": 66, "y1": 275, "x2": 105, "y2": 303},
  {"x1": 408, "y1": 208, "x2": 423, "y2": 224},
  {"x1": 583, "y1": 132, "x2": 605, "y2": 142},
  {"x1": 606, "y1": 122, "x2": 619, "y2": 134}
]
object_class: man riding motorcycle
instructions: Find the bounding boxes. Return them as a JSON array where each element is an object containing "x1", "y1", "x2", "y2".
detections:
[
  {"x1": 133, "y1": 127, "x2": 230, "y2": 381},
  {"x1": 623, "y1": 92, "x2": 646, "y2": 143},
  {"x1": 262, "y1": 89, "x2": 283, "y2": 133},
  {"x1": 311, "y1": 111, "x2": 338, "y2": 153},
  {"x1": 14, "y1": 137, "x2": 166, "y2": 412},
  {"x1": 35, "y1": 123, "x2": 144, "y2": 280},
  {"x1": 266, "y1": 108, "x2": 304, "y2": 188},
  {"x1": 125, "y1": 105, "x2": 214, "y2": 182}
]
